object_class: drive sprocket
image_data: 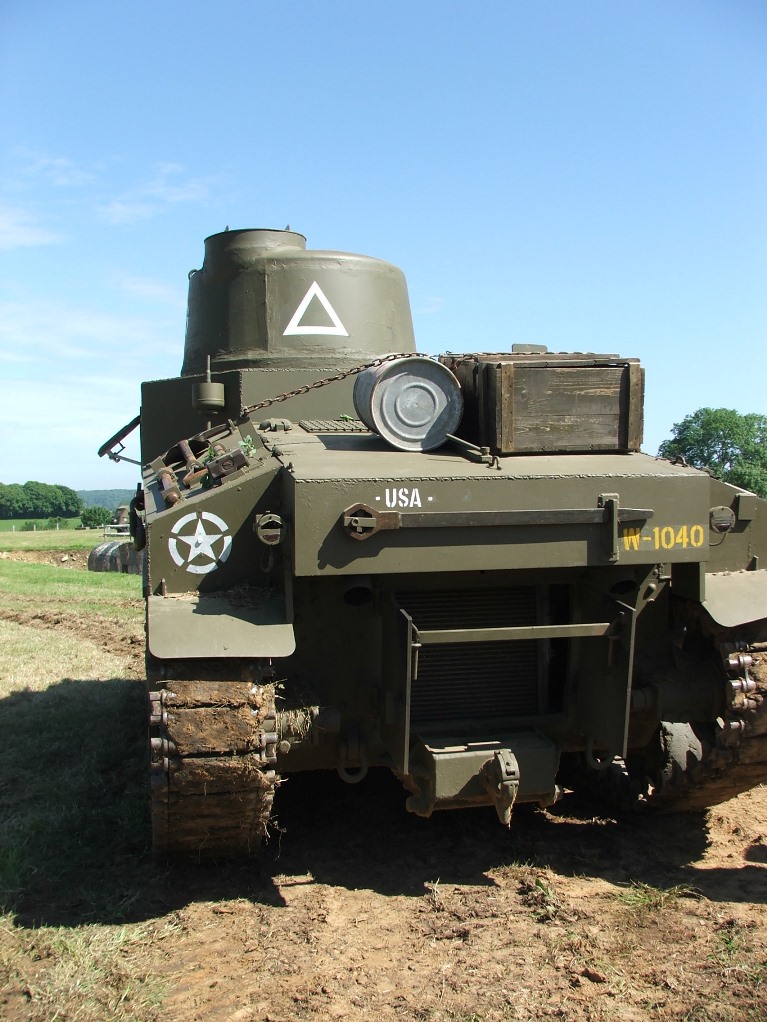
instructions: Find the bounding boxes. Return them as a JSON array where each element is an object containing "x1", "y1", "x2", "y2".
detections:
[{"x1": 567, "y1": 648, "x2": 767, "y2": 815}]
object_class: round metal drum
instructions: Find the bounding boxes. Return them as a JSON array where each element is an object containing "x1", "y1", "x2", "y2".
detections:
[{"x1": 353, "y1": 357, "x2": 463, "y2": 451}]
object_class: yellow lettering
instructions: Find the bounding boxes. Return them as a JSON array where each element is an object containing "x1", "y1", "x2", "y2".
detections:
[
  {"x1": 647, "y1": 523, "x2": 706, "y2": 549},
  {"x1": 622, "y1": 528, "x2": 641, "y2": 551}
]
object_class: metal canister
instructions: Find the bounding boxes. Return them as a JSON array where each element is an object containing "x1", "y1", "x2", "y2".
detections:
[{"x1": 353, "y1": 356, "x2": 463, "y2": 451}]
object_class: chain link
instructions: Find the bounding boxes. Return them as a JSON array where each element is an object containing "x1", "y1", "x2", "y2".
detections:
[{"x1": 240, "y1": 351, "x2": 433, "y2": 416}]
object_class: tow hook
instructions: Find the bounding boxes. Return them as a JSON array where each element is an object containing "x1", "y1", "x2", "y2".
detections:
[
  {"x1": 482, "y1": 749, "x2": 520, "y2": 826},
  {"x1": 337, "y1": 730, "x2": 369, "y2": 784}
]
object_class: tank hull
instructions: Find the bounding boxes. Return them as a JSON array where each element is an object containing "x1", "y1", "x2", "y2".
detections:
[{"x1": 104, "y1": 228, "x2": 767, "y2": 858}]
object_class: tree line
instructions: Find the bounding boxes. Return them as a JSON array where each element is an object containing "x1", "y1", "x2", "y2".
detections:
[{"x1": 0, "y1": 481, "x2": 83, "y2": 519}]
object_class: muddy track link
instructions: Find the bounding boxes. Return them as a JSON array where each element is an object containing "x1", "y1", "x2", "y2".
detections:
[
  {"x1": 148, "y1": 680, "x2": 278, "y2": 859},
  {"x1": 573, "y1": 649, "x2": 767, "y2": 815}
]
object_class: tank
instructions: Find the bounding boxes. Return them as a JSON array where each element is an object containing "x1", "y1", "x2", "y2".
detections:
[{"x1": 100, "y1": 228, "x2": 767, "y2": 858}]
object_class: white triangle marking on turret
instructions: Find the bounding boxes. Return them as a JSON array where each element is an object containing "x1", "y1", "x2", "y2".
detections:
[{"x1": 283, "y1": 281, "x2": 349, "y2": 337}]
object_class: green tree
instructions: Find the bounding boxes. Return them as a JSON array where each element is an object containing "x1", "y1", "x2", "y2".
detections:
[
  {"x1": 0, "y1": 481, "x2": 85, "y2": 519},
  {"x1": 80, "y1": 505, "x2": 113, "y2": 528},
  {"x1": 50, "y1": 485, "x2": 83, "y2": 517},
  {"x1": 658, "y1": 408, "x2": 767, "y2": 497},
  {"x1": 0, "y1": 483, "x2": 26, "y2": 518},
  {"x1": 22, "y1": 481, "x2": 55, "y2": 517}
]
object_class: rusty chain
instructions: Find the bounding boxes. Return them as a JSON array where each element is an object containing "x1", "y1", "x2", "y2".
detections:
[
  {"x1": 240, "y1": 351, "x2": 436, "y2": 417},
  {"x1": 239, "y1": 351, "x2": 523, "y2": 418}
]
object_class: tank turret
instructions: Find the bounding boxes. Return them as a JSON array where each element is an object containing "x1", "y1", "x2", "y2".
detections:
[
  {"x1": 139, "y1": 229, "x2": 416, "y2": 462},
  {"x1": 182, "y1": 228, "x2": 415, "y2": 375}
]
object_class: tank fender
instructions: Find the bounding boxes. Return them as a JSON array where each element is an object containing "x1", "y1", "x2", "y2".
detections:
[
  {"x1": 147, "y1": 589, "x2": 295, "y2": 659},
  {"x1": 702, "y1": 569, "x2": 767, "y2": 629}
]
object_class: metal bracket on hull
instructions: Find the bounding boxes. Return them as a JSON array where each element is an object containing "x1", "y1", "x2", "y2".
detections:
[{"x1": 342, "y1": 500, "x2": 653, "y2": 559}]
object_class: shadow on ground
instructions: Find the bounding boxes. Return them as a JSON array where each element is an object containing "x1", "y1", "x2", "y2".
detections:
[{"x1": 1, "y1": 678, "x2": 764, "y2": 931}]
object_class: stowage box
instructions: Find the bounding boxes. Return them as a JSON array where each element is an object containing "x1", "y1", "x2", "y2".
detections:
[{"x1": 443, "y1": 352, "x2": 644, "y2": 454}]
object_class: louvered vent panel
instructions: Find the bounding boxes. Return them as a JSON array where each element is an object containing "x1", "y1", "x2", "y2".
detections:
[{"x1": 396, "y1": 589, "x2": 541, "y2": 725}]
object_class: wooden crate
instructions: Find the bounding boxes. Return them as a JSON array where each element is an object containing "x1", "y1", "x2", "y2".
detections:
[{"x1": 444, "y1": 353, "x2": 644, "y2": 454}]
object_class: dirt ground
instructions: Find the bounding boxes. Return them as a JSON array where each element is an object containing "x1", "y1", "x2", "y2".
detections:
[
  {"x1": 144, "y1": 780, "x2": 767, "y2": 1022},
  {"x1": 2, "y1": 558, "x2": 766, "y2": 1022},
  {"x1": 0, "y1": 549, "x2": 89, "y2": 568}
]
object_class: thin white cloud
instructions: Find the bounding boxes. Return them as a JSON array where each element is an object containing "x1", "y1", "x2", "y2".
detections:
[
  {"x1": 0, "y1": 375, "x2": 144, "y2": 488},
  {"x1": 98, "y1": 164, "x2": 213, "y2": 225},
  {"x1": 13, "y1": 147, "x2": 100, "y2": 187},
  {"x1": 115, "y1": 275, "x2": 187, "y2": 309},
  {"x1": 0, "y1": 301, "x2": 178, "y2": 487},
  {"x1": 0, "y1": 351, "x2": 35, "y2": 365},
  {"x1": 144, "y1": 163, "x2": 209, "y2": 203},
  {"x1": 98, "y1": 200, "x2": 157, "y2": 224},
  {"x1": 0, "y1": 298, "x2": 179, "y2": 369},
  {"x1": 0, "y1": 206, "x2": 64, "y2": 250}
]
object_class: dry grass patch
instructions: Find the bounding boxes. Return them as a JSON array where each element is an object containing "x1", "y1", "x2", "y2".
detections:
[
  {"x1": 0, "y1": 619, "x2": 129, "y2": 690},
  {"x1": 0, "y1": 917, "x2": 173, "y2": 1022},
  {"x1": 0, "y1": 529, "x2": 100, "y2": 552},
  {"x1": 0, "y1": 569, "x2": 161, "y2": 1020}
]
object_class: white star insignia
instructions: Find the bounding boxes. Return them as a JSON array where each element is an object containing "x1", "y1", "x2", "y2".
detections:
[{"x1": 168, "y1": 511, "x2": 232, "y2": 575}]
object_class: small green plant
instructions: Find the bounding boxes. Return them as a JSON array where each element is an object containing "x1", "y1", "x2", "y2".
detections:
[{"x1": 716, "y1": 923, "x2": 745, "y2": 961}]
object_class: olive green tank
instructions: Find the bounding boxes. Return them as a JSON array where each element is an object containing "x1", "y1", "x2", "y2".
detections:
[{"x1": 101, "y1": 228, "x2": 767, "y2": 858}]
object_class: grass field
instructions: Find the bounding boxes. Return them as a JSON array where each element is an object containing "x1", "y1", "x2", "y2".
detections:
[
  {"x1": 0, "y1": 527, "x2": 100, "y2": 552},
  {"x1": 0, "y1": 559, "x2": 141, "y2": 623},
  {"x1": 0, "y1": 518, "x2": 82, "y2": 532}
]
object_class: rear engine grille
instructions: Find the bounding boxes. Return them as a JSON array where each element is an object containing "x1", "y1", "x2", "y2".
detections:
[{"x1": 396, "y1": 589, "x2": 542, "y2": 726}]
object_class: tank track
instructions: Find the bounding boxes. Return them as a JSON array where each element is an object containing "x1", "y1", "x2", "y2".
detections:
[
  {"x1": 148, "y1": 680, "x2": 278, "y2": 859},
  {"x1": 573, "y1": 646, "x2": 767, "y2": 814}
]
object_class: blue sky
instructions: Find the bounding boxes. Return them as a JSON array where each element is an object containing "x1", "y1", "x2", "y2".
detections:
[{"x1": 1, "y1": 0, "x2": 764, "y2": 490}]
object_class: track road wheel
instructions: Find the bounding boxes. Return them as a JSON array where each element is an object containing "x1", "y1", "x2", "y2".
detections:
[{"x1": 148, "y1": 680, "x2": 278, "y2": 860}]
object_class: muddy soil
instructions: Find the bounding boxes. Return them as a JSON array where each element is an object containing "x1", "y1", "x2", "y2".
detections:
[
  {"x1": 3, "y1": 560, "x2": 766, "y2": 1021},
  {"x1": 148, "y1": 776, "x2": 767, "y2": 1022},
  {"x1": 0, "y1": 549, "x2": 89, "y2": 569}
]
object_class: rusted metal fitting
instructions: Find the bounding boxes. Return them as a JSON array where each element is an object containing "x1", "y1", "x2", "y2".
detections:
[
  {"x1": 159, "y1": 470, "x2": 182, "y2": 506},
  {"x1": 178, "y1": 438, "x2": 204, "y2": 486}
]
